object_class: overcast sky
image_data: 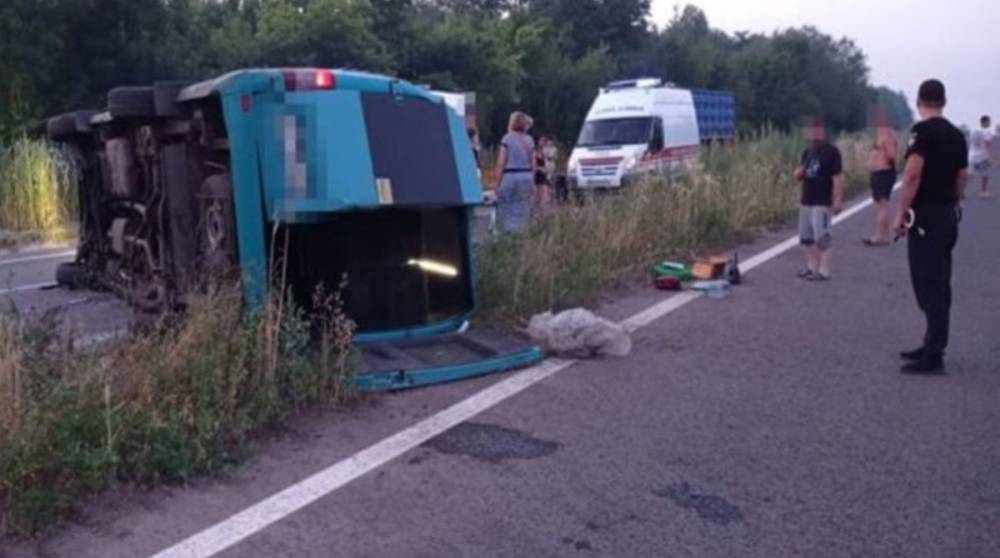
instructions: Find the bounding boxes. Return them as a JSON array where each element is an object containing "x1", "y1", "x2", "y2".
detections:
[{"x1": 651, "y1": 0, "x2": 1000, "y2": 129}]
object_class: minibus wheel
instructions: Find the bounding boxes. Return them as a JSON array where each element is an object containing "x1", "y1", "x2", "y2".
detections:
[
  {"x1": 199, "y1": 173, "x2": 237, "y2": 276},
  {"x1": 108, "y1": 86, "x2": 156, "y2": 119}
]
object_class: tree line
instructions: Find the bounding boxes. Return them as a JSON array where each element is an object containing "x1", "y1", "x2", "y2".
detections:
[{"x1": 0, "y1": 0, "x2": 913, "y2": 144}]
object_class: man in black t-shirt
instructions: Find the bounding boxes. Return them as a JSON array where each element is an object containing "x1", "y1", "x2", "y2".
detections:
[
  {"x1": 794, "y1": 116, "x2": 845, "y2": 281},
  {"x1": 894, "y1": 79, "x2": 969, "y2": 374}
]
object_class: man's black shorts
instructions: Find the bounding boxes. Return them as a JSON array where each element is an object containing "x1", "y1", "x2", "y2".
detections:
[{"x1": 870, "y1": 169, "x2": 896, "y2": 201}]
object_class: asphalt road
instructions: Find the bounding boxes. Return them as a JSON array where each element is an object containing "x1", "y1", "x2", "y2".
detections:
[
  {"x1": 0, "y1": 246, "x2": 137, "y2": 339},
  {"x1": 4, "y1": 182, "x2": 1000, "y2": 557},
  {"x1": 0, "y1": 246, "x2": 72, "y2": 291}
]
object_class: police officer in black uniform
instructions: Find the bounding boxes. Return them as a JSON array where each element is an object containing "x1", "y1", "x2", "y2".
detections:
[{"x1": 894, "y1": 79, "x2": 969, "y2": 374}]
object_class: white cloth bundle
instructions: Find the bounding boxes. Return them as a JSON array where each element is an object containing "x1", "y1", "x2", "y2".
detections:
[{"x1": 527, "y1": 308, "x2": 632, "y2": 358}]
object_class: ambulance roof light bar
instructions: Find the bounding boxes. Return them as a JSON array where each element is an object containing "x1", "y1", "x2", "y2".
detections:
[{"x1": 604, "y1": 78, "x2": 663, "y2": 92}]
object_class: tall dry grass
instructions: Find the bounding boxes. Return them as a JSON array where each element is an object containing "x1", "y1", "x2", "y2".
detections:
[
  {"x1": 477, "y1": 131, "x2": 870, "y2": 320},
  {"x1": 0, "y1": 283, "x2": 356, "y2": 535},
  {"x1": 0, "y1": 138, "x2": 78, "y2": 236}
]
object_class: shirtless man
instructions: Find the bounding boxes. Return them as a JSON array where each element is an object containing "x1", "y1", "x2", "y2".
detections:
[{"x1": 865, "y1": 109, "x2": 899, "y2": 246}]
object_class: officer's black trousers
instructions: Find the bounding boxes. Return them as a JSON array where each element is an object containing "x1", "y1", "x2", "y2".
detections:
[{"x1": 907, "y1": 205, "x2": 959, "y2": 357}]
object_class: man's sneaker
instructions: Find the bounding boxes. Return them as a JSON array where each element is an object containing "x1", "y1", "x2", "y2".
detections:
[
  {"x1": 900, "y1": 356, "x2": 945, "y2": 375},
  {"x1": 899, "y1": 347, "x2": 925, "y2": 361}
]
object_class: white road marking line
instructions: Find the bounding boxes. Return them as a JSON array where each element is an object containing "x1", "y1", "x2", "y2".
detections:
[
  {"x1": 741, "y1": 181, "x2": 897, "y2": 274},
  {"x1": 0, "y1": 281, "x2": 58, "y2": 295},
  {"x1": 152, "y1": 358, "x2": 575, "y2": 558},
  {"x1": 0, "y1": 249, "x2": 75, "y2": 266},
  {"x1": 621, "y1": 291, "x2": 703, "y2": 333},
  {"x1": 150, "y1": 192, "x2": 882, "y2": 558}
]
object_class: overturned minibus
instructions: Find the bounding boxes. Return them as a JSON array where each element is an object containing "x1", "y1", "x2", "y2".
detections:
[{"x1": 45, "y1": 68, "x2": 543, "y2": 390}]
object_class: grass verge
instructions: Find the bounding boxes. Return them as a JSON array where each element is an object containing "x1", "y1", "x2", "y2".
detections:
[
  {"x1": 0, "y1": 283, "x2": 356, "y2": 536},
  {"x1": 477, "y1": 131, "x2": 870, "y2": 321}
]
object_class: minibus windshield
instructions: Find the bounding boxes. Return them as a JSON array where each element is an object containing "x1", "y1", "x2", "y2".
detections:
[{"x1": 576, "y1": 117, "x2": 652, "y2": 147}]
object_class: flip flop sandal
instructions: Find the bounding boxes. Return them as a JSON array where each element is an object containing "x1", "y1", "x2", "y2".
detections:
[
  {"x1": 796, "y1": 268, "x2": 815, "y2": 279},
  {"x1": 863, "y1": 238, "x2": 890, "y2": 247},
  {"x1": 807, "y1": 272, "x2": 831, "y2": 281}
]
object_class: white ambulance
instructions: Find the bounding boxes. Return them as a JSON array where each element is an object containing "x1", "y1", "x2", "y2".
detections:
[{"x1": 567, "y1": 78, "x2": 706, "y2": 190}]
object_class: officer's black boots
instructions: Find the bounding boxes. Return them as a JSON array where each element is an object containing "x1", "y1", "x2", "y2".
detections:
[
  {"x1": 900, "y1": 353, "x2": 945, "y2": 374},
  {"x1": 899, "y1": 347, "x2": 926, "y2": 361}
]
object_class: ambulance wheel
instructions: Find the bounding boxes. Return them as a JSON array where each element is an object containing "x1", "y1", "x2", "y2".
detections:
[{"x1": 199, "y1": 173, "x2": 238, "y2": 276}]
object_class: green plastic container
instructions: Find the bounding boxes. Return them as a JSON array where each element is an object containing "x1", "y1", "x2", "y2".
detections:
[{"x1": 653, "y1": 261, "x2": 693, "y2": 282}]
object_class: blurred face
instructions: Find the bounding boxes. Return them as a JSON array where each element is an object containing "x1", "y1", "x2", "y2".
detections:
[
  {"x1": 875, "y1": 114, "x2": 890, "y2": 131},
  {"x1": 916, "y1": 100, "x2": 943, "y2": 120},
  {"x1": 982, "y1": 118, "x2": 991, "y2": 129},
  {"x1": 803, "y1": 125, "x2": 826, "y2": 142},
  {"x1": 916, "y1": 102, "x2": 929, "y2": 120}
]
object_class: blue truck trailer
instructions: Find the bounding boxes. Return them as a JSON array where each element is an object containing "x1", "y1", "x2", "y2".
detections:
[{"x1": 691, "y1": 88, "x2": 737, "y2": 142}]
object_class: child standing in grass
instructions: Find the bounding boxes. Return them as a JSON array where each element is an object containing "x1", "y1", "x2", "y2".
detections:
[{"x1": 793, "y1": 116, "x2": 845, "y2": 281}]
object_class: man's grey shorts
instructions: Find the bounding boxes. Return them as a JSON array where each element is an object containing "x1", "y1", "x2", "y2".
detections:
[
  {"x1": 799, "y1": 205, "x2": 832, "y2": 250},
  {"x1": 971, "y1": 158, "x2": 991, "y2": 177}
]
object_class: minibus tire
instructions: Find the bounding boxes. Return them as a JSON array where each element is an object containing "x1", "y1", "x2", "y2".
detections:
[
  {"x1": 153, "y1": 81, "x2": 192, "y2": 117},
  {"x1": 46, "y1": 114, "x2": 77, "y2": 140},
  {"x1": 108, "y1": 86, "x2": 157, "y2": 119},
  {"x1": 55, "y1": 262, "x2": 86, "y2": 289},
  {"x1": 46, "y1": 111, "x2": 97, "y2": 141}
]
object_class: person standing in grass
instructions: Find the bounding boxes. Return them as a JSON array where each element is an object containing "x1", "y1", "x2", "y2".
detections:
[
  {"x1": 968, "y1": 115, "x2": 994, "y2": 197},
  {"x1": 793, "y1": 115, "x2": 845, "y2": 281},
  {"x1": 894, "y1": 79, "x2": 968, "y2": 374},
  {"x1": 493, "y1": 111, "x2": 536, "y2": 233},
  {"x1": 534, "y1": 135, "x2": 552, "y2": 210},
  {"x1": 533, "y1": 135, "x2": 559, "y2": 211},
  {"x1": 865, "y1": 109, "x2": 899, "y2": 246},
  {"x1": 468, "y1": 127, "x2": 482, "y2": 168}
]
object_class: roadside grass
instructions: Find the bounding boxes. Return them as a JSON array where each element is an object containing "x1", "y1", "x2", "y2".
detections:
[
  {"x1": 0, "y1": 283, "x2": 356, "y2": 536},
  {"x1": 477, "y1": 131, "x2": 871, "y2": 321},
  {"x1": 0, "y1": 138, "x2": 78, "y2": 239},
  {"x1": 0, "y1": 227, "x2": 77, "y2": 252}
]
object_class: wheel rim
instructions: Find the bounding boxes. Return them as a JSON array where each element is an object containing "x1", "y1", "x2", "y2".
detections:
[{"x1": 205, "y1": 200, "x2": 227, "y2": 252}]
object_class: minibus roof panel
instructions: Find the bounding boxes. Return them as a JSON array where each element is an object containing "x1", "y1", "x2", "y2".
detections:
[{"x1": 177, "y1": 68, "x2": 439, "y2": 104}]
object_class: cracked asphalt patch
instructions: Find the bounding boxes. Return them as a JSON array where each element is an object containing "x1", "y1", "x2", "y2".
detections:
[
  {"x1": 422, "y1": 422, "x2": 561, "y2": 464},
  {"x1": 653, "y1": 482, "x2": 745, "y2": 526},
  {"x1": 559, "y1": 536, "x2": 594, "y2": 552}
]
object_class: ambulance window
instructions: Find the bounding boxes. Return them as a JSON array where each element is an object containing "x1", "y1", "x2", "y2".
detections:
[
  {"x1": 650, "y1": 118, "x2": 664, "y2": 152},
  {"x1": 577, "y1": 117, "x2": 652, "y2": 147}
]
